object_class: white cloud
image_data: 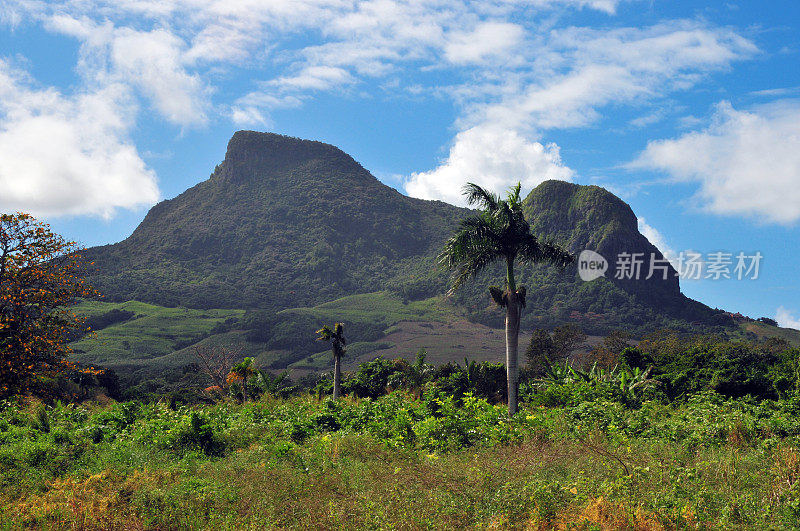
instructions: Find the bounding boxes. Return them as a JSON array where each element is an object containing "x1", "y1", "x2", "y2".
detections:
[
  {"x1": 405, "y1": 126, "x2": 573, "y2": 206},
  {"x1": 407, "y1": 22, "x2": 755, "y2": 204},
  {"x1": 632, "y1": 100, "x2": 800, "y2": 225},
  {"x1": 230, "y1": 91, "x2": 303, "y2": 127},
  {"x1": 108, "y1": 27, "x2": 209, "y2": 126},
  {"x1": 467, "y1": 23, "x2": 757, "y2": 132},
  {"x1": 0, "y1": 61, "x2": 159, "y2": 218},
  {"x1": 271, "y1": 66, "x2": 356, "y2": 91},
  {"x1": 47, "y1": 16, "x2": 211, "y2": 127},
  {"x1": 230, "y1": 106, "x2": 270, "y2": 127},
  {"x1": 528, "y1": 0, "x2": 625, "y2": 14},
  {"x1": 444, "y1": 22, "x2": 525, "y2": 65},
  {"x1": 630, "y1": 110, "x2": 665, "y2": 128},
  {"x1": 776, "y1": 307, "x2": 800, "y2": 331}
]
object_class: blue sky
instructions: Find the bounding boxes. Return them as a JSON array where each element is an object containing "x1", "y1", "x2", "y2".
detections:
[{"x1": 1, "y1": 0, "x2": 799, "y2": 327}]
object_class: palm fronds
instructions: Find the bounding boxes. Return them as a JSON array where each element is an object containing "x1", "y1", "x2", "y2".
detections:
[
  {"x1": 439, "y1": 182, "x2": 574, "y2": 292},
  {"x1": 462, "y1": 183, "x2": 500, "y2": 211},
  {"x1": 317, "y1": 322, "x2": 346, "y2": 354}
]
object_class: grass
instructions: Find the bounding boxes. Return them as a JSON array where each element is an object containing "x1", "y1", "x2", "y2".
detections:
[
  {"x1": 278, "y1": 291, "x2": 457, "y2": 331},
  {"x1": 70, "y1": 300, "x2": 244, "y2": 366},
  {"x1": 3, "y1": 391, "x2": 800, "y2": 529},
  {"x1": 742, "y1": 321, "x2": 800, "y2": 345}
]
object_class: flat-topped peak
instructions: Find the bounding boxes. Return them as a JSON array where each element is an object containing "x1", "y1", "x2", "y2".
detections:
[{"x1": 217, "y1": 130, "x2": 366, "y2": 183}]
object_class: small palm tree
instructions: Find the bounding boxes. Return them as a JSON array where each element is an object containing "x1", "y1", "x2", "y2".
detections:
[
  {"x1": 316, "y1": 323, "x2": 346, "y2": 400},
  {"x1": 439, "y1": 182, "x2": 573, "y2": 415},
  {"x1": 227, "y1": 357, "x2": 256, "y2": 401}
]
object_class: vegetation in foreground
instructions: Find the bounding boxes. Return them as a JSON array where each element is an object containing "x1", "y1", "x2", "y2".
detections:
[
  {"x1": 6, "y1": 202, "x2": 800, "y2": 529},
  {"x1": 5, "y1": 356, "x2": 800, "y2": 529}
]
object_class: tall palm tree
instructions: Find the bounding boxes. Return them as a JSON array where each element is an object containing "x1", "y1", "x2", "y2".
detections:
[
  {"x1": 316, "y1": 323, "x2": 346, "y2": 400},
  {"x1": 439, "y1": 183, "x2": 573, "y2": 415}
]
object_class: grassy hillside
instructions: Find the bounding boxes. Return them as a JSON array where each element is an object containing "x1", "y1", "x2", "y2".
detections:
[
  {"x1": 70, "y1": 293, "x2": 481, "y2": 386},
  {"x1": 70, "y1": 292, "x2": 799, "y2": 392},
  {"x1": 742, "y1": 320, "x2": 800, "y2": 344},
  {"x1": 70, "y1": 301, "x2": 244, "y2": 366}
]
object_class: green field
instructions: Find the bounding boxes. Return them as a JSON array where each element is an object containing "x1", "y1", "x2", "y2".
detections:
[
  {"x1": 68, "y1": 295, "x2": 800, "y2": 392},
  {"x1": 69, "y1": 293, "x2": 475, "y2": 377},
  {"x1": 4, "y1": 390, "x2": 800, "y2": 529},
  {"x1": 70, "y1": 300, "x2": 245, "y2": 367}
]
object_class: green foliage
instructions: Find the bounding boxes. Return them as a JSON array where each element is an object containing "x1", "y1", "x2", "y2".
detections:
[
  {"x1": 631, "y1": 331, "x2": 800, "y2": 400},
  {"x1": 343, "y1": 357, "x2": 394, "y2": 399},
  {"x1": 438, "y1": 182, "x2": 572, "y2": 293},
  {"x1": 5, "y1": 380, "x2": 800, "y2": 527},
  {"x1": 530, "y1": 361, "x2": 662, "y2": 407},
  {"x1": 168, "y1": 411, "x2": 225, "y2": 457}
]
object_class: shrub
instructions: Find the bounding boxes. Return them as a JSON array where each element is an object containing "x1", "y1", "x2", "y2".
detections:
[{"x1": 169, "y1": 411, "x2": 225, "y2": 457}]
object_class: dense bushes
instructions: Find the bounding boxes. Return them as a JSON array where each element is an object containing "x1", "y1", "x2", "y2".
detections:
[
  {"x1": 619, "y1": 332, "x2": 800, "y2": 401},
  {"x1": 7, "y1": 378, "x2": 800, "y2": 527}
]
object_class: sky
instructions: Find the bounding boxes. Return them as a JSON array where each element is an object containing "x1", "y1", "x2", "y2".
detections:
[{"x1": 1, "y1": 0, "x2": 799, "y2": 328}]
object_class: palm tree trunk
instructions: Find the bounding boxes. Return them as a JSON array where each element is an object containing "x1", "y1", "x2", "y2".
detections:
[
  {"x1": 505, "y1": 257, "x2": 521, "y2": 415},
  {"x1": 333, "y1": 349, "x2": 342, "y2": 400},
  {"x1": 505, "y1": 290, "x2": 520, "y2": 415}
]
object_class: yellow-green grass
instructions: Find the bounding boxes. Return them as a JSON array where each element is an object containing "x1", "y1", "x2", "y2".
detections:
[{"x1": 3, "y1": 395, "x2": 798, "y2": 529}]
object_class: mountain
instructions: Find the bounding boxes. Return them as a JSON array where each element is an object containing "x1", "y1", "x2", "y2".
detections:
[
  {"x1": 86, "y1": 131, "x2": 469, "y2": 310},
  {"x1": 76, "y1": 131, "x2": 734, "y2": 385}
]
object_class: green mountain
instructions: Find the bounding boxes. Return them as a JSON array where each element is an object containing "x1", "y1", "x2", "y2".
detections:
[
  {"x1": 86, "y1": 131, "x2": 468, "y2": 310},
  {"x1": 76, "y1": 131, "x2": 744, "y2": 385}
]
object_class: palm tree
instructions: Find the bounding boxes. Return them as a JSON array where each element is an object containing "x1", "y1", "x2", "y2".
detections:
[
  {"x1": 227, "y1": 357, "x2": 257, "y2": 401},
  {"x1": 439, "y1": 182, "x2": 573, "y2": 415},
  {"x1": 316, "y1": 323, "x2": 346, "y2": 400}
]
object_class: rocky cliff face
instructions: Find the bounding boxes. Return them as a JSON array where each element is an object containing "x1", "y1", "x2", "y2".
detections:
[{"x1": 524, "y1": 180, "x2": 679, "y2": 296}]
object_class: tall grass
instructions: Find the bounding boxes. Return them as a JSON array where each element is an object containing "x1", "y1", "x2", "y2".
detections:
[{"x1": 2, "y1": 391, "x2": 800, "y2": 529}]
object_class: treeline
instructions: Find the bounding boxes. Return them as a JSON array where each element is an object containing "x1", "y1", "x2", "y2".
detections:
[{"x1": 127, "y1": 328, "x2": 799, "y2": 408}]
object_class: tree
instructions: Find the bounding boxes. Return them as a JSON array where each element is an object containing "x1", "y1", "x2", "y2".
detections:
[
  {"x1": 194, "y1": 344, "x2": 242, "y2": 390},
  {"x1": 591, "y1": 329, "x2": 633, "y2": 369},
  {"x1": 525, "y1": 328, "x2": 555, "y2": 375},
  {"x1": 439, "y1": 183, "x2": 573, "y2": 415},
  {"x1": 316, "y1": 322, "x2": 346, "y2": 399},
  {"x1": 526, "y1": 324, "x2": 587, "y2": 373},
  {"x1": 227, "y1": 357, "x2": 256, "y2": 401},
  {"x1": 551, "y1": 324, "x2": 587, "y2": 360},
  {"x1": 0, "y1": 213, "x2": 98, "y2": 398}
]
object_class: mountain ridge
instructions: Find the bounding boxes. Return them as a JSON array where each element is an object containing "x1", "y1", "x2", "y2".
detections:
[
  {"x1": 85, "y1": 131, "x2": 470, "y2": 310},
  {"x1": 84, "y1": 130, "x2": 720, "y2": 336}
]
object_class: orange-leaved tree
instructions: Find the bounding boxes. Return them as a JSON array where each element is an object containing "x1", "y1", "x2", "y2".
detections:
[
  {"x1": 227, "y1": 357, "x2": 257, "y2": 401},
  {"x1": 0, "y1": 213, "x2": 98, "y2": 398}
]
